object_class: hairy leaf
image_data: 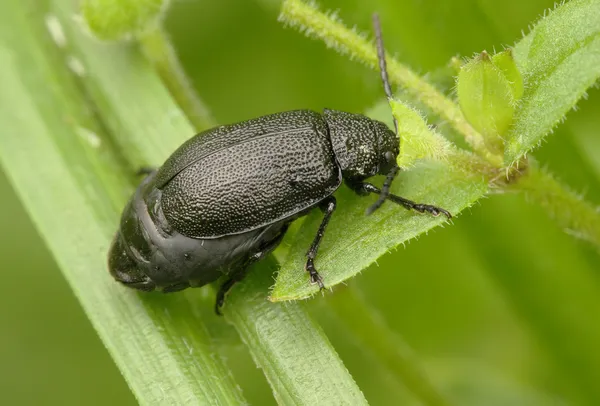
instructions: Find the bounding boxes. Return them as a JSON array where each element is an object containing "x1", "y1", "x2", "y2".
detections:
[
  {"x1": 271, "y1": 131, "x2": 488, "y2": 300},
  {"x1": 506, "y1": 0, "x2": 600, "y2": 163}
]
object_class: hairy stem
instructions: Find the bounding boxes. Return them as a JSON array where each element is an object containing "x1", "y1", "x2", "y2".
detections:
[
  {"x1": 508, "y1": 163, "x2": 600, "y2": 250},
  {"x1": 279, "y1": 0, "x2": 501, "y2": 167}
]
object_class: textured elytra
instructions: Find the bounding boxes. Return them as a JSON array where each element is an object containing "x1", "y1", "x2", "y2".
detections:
[
  {"x1": 158, "y1": 110, "x2": 342, "y2": 238},
  {"x1": 108, "y1": 173, "x2": 293, "y2": 292}
]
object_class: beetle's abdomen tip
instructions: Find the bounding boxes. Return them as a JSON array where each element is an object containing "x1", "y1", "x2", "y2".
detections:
[{"x1": 108, "y1": 233, "x2": 156, "y2": 292}]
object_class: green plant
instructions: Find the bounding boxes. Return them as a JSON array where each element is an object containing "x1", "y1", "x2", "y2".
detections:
[{"x1": 1, "y1": 0, "x2": 599, "y2": 404}]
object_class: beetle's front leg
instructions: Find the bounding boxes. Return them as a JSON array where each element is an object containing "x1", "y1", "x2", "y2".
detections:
[
  {"x1": 305, "y1": 196, "x2": 336, "y2": 290},
  {"x1": 349, "y1": 181, "x2": 452, "y2": 219}
]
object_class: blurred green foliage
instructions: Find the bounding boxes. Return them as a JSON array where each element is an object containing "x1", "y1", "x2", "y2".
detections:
[{"x1": 2, "y1": 0, "x2": 600, "y2": 405}]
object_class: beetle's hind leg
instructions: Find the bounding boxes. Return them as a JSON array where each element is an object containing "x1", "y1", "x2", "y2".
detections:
[
  {"x1": 305, "y1": 196, "x2": 337, "y2": 290},
  {"x1": 136, "y1": 167, "x2": 157, "y2": 177},
  {"x1": 215, "y1": 252, "x2": 265, "y2": 315},
  {"x1": 215, "y1": 270, "x2": 248, "y2": 315},
  {"x1": 353, "y1": 182, "x2": 452, "y2": 219},
  {"x1": 215, "y1": 224, "x2": 290, "y2": 315}
]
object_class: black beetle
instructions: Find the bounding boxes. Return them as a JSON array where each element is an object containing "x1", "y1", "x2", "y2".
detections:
[{"x1": 108, "y1": 14, "x2": 451, "y2": 313}]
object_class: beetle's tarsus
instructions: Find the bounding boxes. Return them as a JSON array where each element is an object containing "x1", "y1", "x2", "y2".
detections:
[
  {"x1": 306, "y1": 259, "x2": 325, "y2": 289},
  {"x1": 412, "y1": 204, "x2": 452, "y2": 219}
]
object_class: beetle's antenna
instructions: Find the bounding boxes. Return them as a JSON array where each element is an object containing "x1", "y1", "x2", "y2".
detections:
[
  {"x1": 367, "y1": 13, "x2": 399, "y2": 216},
  {"x1": 372, "y1": 13, "x2": 397, "y2": 135}
]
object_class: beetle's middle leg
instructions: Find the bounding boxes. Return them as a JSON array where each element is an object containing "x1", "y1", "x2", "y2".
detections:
[
  {"x1": 305, "y1": 195, "x2": 337, "y2": 290},
  {"x1": 353, "y1": 182, "x2": 451, "y2": 219}
]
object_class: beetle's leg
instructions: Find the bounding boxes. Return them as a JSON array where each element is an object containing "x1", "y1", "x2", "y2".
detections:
[
  {"x1": 215, "y1": 267, "x2": 252, "y2": 315},
  {"x1": 305, "y1": 196, "x2": 337, "y2": 290},
  {"x1": 215, "y1": 224, "x2": 290, "y2": 315},
  {"x1": 352, "y1": 182, "x2": 452, "y2": 219},
  {"x1": 136, "y1": 167, "x2": 157, "y2": 177}
]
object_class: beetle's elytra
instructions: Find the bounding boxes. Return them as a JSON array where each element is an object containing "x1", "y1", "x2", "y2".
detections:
[{"x1": 108, "y1": 14, "x2": 451, "y2": 313}]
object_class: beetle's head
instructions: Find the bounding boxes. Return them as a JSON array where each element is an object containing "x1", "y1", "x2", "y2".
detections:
[
  {"x1": 373, "y1": 117, "x2": 400, "y2": 176},
  {"x1": 324, "y1": 109, "x2": 399, "y2": 180}
]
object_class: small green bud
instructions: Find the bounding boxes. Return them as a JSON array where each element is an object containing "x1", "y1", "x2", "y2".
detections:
[
  {"x1": 81, "y1": 0, "x2": 169, "y2": 41},
  {"x1": 492, "y1": 49, "x2": 524, "y2": 100},
  {"x1": 457, "y1": 50, "x2": 524, "y2": 153}
]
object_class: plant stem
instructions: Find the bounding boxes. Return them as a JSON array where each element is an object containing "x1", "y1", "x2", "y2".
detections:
[
  {"x1": 508, "y1": 163, "x2": 600, "y2": 250},
  {"x1": 138, "y1": 24, "x2": 216, "y2": 131},
  {"x1": 279, "y1": 0, "x2": 501, "y2": 167}
]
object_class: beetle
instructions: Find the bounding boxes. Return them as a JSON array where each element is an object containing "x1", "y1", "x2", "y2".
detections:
[{"x1": 108, "y1": 14, "x2": 451, "y2": 313}]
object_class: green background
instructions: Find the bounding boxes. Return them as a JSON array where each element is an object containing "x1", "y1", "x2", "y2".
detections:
[{"x1": 2, "y1": 0, "x2": 600, "y2": 404}]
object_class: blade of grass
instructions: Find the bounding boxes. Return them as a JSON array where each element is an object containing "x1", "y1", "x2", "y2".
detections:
[
  {"x1": 0, "y1": 5, "x2": 246, "y2": 405},
  {"x1": 224, "y1": 258, "x2": 368, "y2": 406}
]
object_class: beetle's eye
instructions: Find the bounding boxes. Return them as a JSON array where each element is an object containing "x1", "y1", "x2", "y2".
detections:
[{"x1": 384, "y1": 151, "x2": 395, "y2": 162}]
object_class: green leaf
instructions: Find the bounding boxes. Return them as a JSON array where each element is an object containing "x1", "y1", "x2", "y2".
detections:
[
  {"x1": 0, "y1": 2, "x2": 245, "y2": 404},
  {"x1": 391, "y1": 100, "x2": 455, "y2": 168},
  {"x1": 505, "y1": 0, "x2": 600, "y2": 164},
  {"x1": 273, "y1": 0, "x2": 491, "y2": 301}
]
